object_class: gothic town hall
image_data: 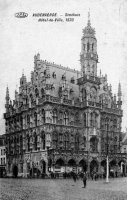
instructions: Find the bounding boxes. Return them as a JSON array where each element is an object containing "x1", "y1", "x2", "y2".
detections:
[{"x1": 4, "y1": 15, "x2": 126, "y2": 177}]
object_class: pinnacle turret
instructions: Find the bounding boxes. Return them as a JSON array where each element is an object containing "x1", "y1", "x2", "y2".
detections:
[
  {"x1": 5, "y1": 86, "x2": 10, "y2": 112},
  {"x1": 117, "y1": 82, "x2": 122, "y2": 109},
  {"x1": 118, "y1": 82, "x2": 122, "y2": 99},
  {"x1": 6, "y1": 86, "x2": 9, "y2": 101}
]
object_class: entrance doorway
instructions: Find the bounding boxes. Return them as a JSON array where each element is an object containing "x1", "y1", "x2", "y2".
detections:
[{"x1": 12, "y1": 165, "x2": 18, "y2": 178}]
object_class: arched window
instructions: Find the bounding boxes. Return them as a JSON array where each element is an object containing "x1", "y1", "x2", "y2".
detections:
[
  {"x1": 34, "y1": 112, "x2": 37, "y2": 127},
  {"x1": 27, "y1": 135, "x2": 30, "y2": 152},
  {"x1": 14, "y1": 118, "x2": 16, "y2": 130},
  {"x1": 83, "y1": 44, "x2": 86, "y2": 51},
  {"x1": 30, "y1": 94, "x2": 33, "y2": 103},
  {"x1": 113, "y1": 119, "x2": 117, "y2": 131},
  {"x1": 52, "y1": 110, "x2": 57, "y2": 124},
  {"x1": 92, "y1": 65, "x2": 95, "y2": 75},
  {"x1": 75, "y1": 112, "x2": 79, "y2": 125},
  {"x1": 14, "y1": 137, "x2": 16, "y2": 154},
  {"x1": 34, "y1": 133, "x2": 37, "y2": 150},
  {"x1": 35, "y1": 88, "x2": 39, "y2": 98},
  {"x1": 90, "y1": 113, "x2": 93, "y2": 127},
  {"x1": 53, "y1": 132, "x2": 58, "y2": 148},
  {"x1": 43, "y1": 134, "x2": 45, "y2": 149},
  {"x1": 59, "y1": 111, "x2": 63, "y2": 125},
  {"x1": 83, "y1": 89, "x2": 87, "y2": 100},
  {"x1": 41, "y1": 88, "x2": 45, "y2": 97},
  {"x1": 64, "y1": 132, "x2": 69, "y2": 149},
  {"x1": 84, "y1": 113, "x2": 87, "y2": 127},
  {"x1": 95, "y1": 113, "x2": 98, "y2": 128},
  {"x1": 70, "y1": 112, "x2": 74, "y2": 125},
  {"x1": 27, "y1": 115, "x2": 30, "y2": 127},
  {"x1": 90, "y1": 136, "x2": 98, "y2": 152},
  {"x1": 83, "y1": 136, "x2": 86, "y2": 148},
  {"x1": 59, "y1": 133, "x2": 63, "y2": 142},
  {"x1": 87, "y1": 63, "x2": 90, "y2": 73},
  {"x1": 90, "y1": 87, "x2": 97, "y2": 102},
  {"x1": 87, "y1": 42, "x2": 90, "y2": 52},
  {"x1": 75, "y1": 133, "x2": 79, "y2": 151},
  {"x1": 64, "y1": 112, "x2": 69, "y2": 125},
  {"x1": 20, "y1": 116, "x2": 23, "y2": 129},
  {"x1": 92, "y1": 43, "x2": 94, "y2": 51},
  {"x1": 20, "y1": 135, "x2": 23, "y2": 153},
  {"x1": 42, "y1": 109, "x2": 45, "y2": 123}
]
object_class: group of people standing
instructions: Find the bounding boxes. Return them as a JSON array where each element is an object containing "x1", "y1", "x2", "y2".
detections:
[{"x1": 71, "y1": 171, "x2": 87, "y2": 188}]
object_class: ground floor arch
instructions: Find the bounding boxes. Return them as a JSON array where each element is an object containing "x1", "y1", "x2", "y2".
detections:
[
  {"x1": 79, "y1": 159, "x2": 87, "y2": 172},
  {"x1": 101, "y1": 160, "x2": 106, "y2": 172},
  {"x1": 90, "y1": 160, "x2": 98, "y2": 174},
  {"x1": 55, "y1": 158, "x2": 65, "y2": 166},
  {"x1": 30, "y1": 167, "x2": 41, "y2": 177},
  {"x1": 118, "y1": 160, "x2": 126, "y2": 176},
  {"x1": 40, "y1": 160, "x2": 46, "y2": 174},
  {"x1": 12, "y1": 165, "x2": 18, "y2": 178},
  {"x1": 68, "y1": 159, "x2": 76, "y2": 167},
  {"x1": 0, "y1": 167, "x2": 6, "y2": 178}
]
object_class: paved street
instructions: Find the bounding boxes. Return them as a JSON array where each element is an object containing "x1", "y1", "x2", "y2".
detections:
[{"x1": 0, "y1": 177, "x2": 127, "y2": 200}]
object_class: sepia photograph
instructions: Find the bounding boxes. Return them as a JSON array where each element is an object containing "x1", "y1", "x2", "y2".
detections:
[{"x1": 0, "y1": 0, "x2": 127, "y2": 199}]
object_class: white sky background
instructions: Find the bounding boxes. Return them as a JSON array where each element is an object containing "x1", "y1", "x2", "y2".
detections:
[{"x1": 0, "y1": 0, "x2": 127, "y2": 134}]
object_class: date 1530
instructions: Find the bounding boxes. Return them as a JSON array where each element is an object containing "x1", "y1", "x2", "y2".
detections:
[{"x1": 66, "y1": 18, "x2": 74, "y2": 22}]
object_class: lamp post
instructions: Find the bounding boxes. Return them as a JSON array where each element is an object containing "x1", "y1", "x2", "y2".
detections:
[{"x1": 106, "y1": 120, "x2": 109, "y2": 183}]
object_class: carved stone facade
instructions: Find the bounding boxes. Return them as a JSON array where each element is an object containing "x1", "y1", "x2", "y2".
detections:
[{"x1": 4, "y1": 14, "x2": 126, "y2": 177}]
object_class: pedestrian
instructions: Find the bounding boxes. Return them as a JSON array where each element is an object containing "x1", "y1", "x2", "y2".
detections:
[
  {"x1": 83, "y1": 172, "x2": 87, "y2": 188},
  {"x1": 72, "y1": 172, "x2": 77, "y2": 182}
]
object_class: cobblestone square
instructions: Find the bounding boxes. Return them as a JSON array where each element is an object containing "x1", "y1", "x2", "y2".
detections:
[{"x1": 0, "y1": 177, "x2": 127, "y2": 200}]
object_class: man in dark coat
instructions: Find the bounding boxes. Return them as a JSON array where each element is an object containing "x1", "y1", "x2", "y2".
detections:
[{"x1": 83, "y1": 172, "x2": 87, "y2": 188}]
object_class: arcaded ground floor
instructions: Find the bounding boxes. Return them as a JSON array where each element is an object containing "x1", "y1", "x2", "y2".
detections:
[
  {"x1": 7, "y1": 155, "x2": 127, "y2": 178},
  {"x1": 0, "y1": 177, "x2": 127, "y2": 200}
]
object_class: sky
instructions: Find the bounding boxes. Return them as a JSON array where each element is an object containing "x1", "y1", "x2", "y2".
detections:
[{"x1": 0, "y1": 0, "x2": 127, "y2": 134}]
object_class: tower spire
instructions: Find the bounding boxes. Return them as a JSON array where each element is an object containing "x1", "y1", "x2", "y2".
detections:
[{"x1": 80, "y1": 11, "x2": 98, "y2": 77}]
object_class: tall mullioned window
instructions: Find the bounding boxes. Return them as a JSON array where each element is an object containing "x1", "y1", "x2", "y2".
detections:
[
  {"x1": 84, "y1": 113, "x2": 87, "y2": 127},
  {"x1": 34, "y1": 112, "x2": 37, "y2": 127},
  {"x1": 52, "y1": 110, "x2": 57, "y2": 124},
  {"x1": 27, "y1": 135, "x2": 30, "y2": 152},
  {"x1": 42, "y1": 109, "x2": 45, "y2": 123},
  {"x1": 34, "y1": 133, "x2": 37, "y2": 150},
  {"x1": 64, "y1": 112, "x2": 69, "y2": 125},
  {"x1": 87, "y1": 42, "x2": 90, "y2": 52}
]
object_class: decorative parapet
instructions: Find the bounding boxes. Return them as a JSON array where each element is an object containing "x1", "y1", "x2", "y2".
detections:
[
  {"x1": 77, "y1": 75, "x2": 101, "y2": 85},
  {"x1": 101, "y1": 107, "x2": 123, "y2": 116}
]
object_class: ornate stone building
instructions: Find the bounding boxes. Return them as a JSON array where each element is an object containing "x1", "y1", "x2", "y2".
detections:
[{"x1": 4, "y1": 15, "x2": 126, "y2": 177}]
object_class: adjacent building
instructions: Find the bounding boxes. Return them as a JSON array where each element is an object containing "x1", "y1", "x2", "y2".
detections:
[
  {"x1": 0, "y1": 135, "x2": 6, "y2": 177},
  {"x1": 4, "y1": 14, "x2": 126, "y2": 177}
]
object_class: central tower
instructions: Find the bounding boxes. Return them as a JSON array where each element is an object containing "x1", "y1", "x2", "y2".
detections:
[{"x1": 80, "y1": 12, "x2": 98, "y2": 76}]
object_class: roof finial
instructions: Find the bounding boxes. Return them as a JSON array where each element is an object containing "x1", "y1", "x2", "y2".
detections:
[
  {"x1": 88, "y1": 8, "x2": 91, "y2": 26},
  {"x1": 22, "y1": 69, "x2": 24, "y2": 76}
]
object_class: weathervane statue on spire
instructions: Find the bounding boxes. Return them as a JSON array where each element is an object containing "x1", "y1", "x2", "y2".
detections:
[{"x1": 87, "y1": 8, "x2": 91, "y2": 26}]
